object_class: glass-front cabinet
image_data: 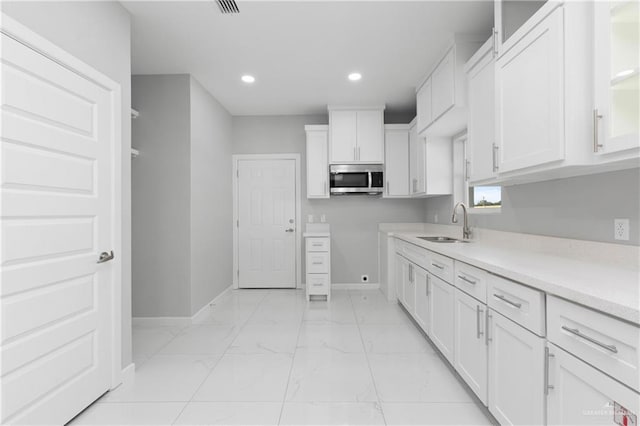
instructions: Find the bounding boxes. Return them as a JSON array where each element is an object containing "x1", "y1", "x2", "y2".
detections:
[{"x1": 594, "y1": 0, "x2": 639, "y2": 155}]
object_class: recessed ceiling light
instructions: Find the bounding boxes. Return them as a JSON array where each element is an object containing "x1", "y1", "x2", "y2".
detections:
[
  {"x1": 241, "y1": 75, "x2": 255, "y2": 83},
  {"x1": 348, "y1": 72, "x2": 362, "y2": 81}
]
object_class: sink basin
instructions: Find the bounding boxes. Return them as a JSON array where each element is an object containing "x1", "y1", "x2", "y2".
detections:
[{"x1": 418, "y1": 236, "x2": 469, "y2": 243}]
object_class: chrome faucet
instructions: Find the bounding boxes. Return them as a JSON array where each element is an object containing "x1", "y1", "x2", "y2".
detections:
[{"x1": 452, "y1": 202, "x2": 472, "y2": 240}]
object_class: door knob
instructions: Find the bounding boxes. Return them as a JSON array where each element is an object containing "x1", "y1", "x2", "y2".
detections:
[
  {"x1": 285, "y1": 228, "x2": 295, "y2": 233},
  {"x1": 97, "y1": 251, "x2": 115, "y2": 264}
]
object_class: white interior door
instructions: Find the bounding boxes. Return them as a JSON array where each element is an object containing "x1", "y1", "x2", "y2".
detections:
[
  {"x1": 237, "y1": 159, "x2": 296, "y2": 288},
  {"x1": 1, "y1": 30, "x2": 117, "y2": 425}
]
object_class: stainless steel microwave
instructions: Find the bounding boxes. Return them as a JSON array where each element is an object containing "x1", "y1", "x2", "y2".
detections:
[{"x1": 329, "y1": 164, "x2": 384, "y2": 195}]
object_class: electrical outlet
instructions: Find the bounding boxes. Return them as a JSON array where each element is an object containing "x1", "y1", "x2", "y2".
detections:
[
  {"x1": 434, "y1": 213, "x2": 439, "y2": 223},
  {"x1": 320, "y1": 214, "x2": 326, "y2": 223},
  {"x1": 614, "y1": 218, "x2": 629, "y2": 241},
  {"x1": 307, "y1": 214, "x2": 314, "y2": 223},
  {"x1": 360, "y1": 275, "x2": 369, "y2": 283}
]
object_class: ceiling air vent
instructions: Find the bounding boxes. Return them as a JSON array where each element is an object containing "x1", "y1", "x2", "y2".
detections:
[{"x1": 217, "y1": 0, "x2": 239, "y2": 14}]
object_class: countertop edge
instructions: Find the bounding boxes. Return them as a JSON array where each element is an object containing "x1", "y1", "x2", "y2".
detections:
[{"x1": 389, "y1": 232, "x2": 640, "y2": 326}]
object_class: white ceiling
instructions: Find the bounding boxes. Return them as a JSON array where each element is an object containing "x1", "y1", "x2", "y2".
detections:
[{"x1": 122, "y1": 1, "x2": 494, "y2": 116}]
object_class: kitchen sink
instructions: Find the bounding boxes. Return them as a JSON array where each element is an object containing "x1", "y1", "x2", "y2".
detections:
[{"x1": 417, "y1": 236, "x2": 469, "y2": 243}]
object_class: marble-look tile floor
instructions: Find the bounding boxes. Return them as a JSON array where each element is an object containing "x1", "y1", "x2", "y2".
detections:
[{"x1": 71, "y1": 289, "x2": 493, "y2": 425}]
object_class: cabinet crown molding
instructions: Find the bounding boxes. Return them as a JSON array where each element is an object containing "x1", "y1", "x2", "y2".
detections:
[{"x1": 327, "y1": 105, "x2": 385, "y2": 111}]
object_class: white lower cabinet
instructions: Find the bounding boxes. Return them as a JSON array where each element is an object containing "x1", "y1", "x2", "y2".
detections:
[
  {"x1": 547, "y1": 343, "x2": 640, "y2": 426},
  {"x1": 414, "y1": 265, "x2": 430, "y2": 332},
  {"x1": 395, "y1": 254, "x2": 408, "y2": 304},
  {"x1": 305, "y1": 236, "x2": 331, "y2": 301},
  {"x1": 454, "y1": 289, "x2": 488, "y2": 405},
  {"x1": 488, "y1": 309, "x2": 546, "y2": 425},
  {"x1": 403, "y1": 263, "x2": 416, "y2": 314},
  {"x1": 429, "y1": 274, "x2": 455, "y2": 363}
]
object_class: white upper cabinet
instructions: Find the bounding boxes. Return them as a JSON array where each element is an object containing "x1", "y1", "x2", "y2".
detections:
[
  {"x1": 416, "y1": 78, "x2": 432, "y2": 134},
  {"x1": 431, "y1": 48, "x2": 456, "y2": 120},
  {"x1": 465, "y1": 37, "x2": 497, "y2": 184},
  {"x1": 328, "y1": 106, "x2": 384, "y2": 164},
  {"x1": 495, "y1": 6, "x2": 565, "y2": 174},
  {"x1": 409, "y1": 120, "x2": 426, "y2": 196},
  {"x1": 305, "y1": 125, "x2": 329, "y2": 199},
  {"x1": 415, "y1": 35, "x2": 484, "y2": 137},
  {"x1": 384, "y1": 125, "x2": 410, "y2": 198},
  {"x1": 494, "y1": 0, "x2": 551, "y2": 58},
  {"x1": 409, "y1": 129, "x2": 453, "y2": 197},
  {"x1": 329, "y1": 110, "x2": 357, "y2": 162},
  {"x1": 593, "y1": 0, "x2": 639, "y2": 156}
]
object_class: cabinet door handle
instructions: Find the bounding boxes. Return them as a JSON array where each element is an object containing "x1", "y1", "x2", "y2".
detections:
[
  {"x1": 431, "y1": 262, "x2": 444, "y2": 270},
  {"x1": 492, "y1": 143, "x2": 499, "y2": 172},
  {"x1": 465, "y1": 160, "x2": 471, "y2": 182},
  {"x1": 457, "y1": 274, "x2": 477, "y2": 285},
  {"x1": 386, "y1": 181, "x2": 389, "y2": 195},
  {"x1": 593, "y1": 109, "x2": 603, "y2": 152},
  {"x1": 358, "y1": 146, "x2": 361, "y2": 161},
  {"x1": 544, "y1": 346, "x2": 555, "y2": 395},
  {"x1": 477, "y1": 305, "x2": 484, "y2": 339},
  {"x1": 493, "y1": 293, "x2": 522, "y2": 309},
  {"x1": 486, "y1": 310, "x2": 492, "y2": 345},
  {"x1": 426, "y1": 274, "x2": 430, "y2": 296},
  {"x1": 492, "y1": 27, "x2": 499, "y2": 56},
  {"x1": 561, "y1": 326, "x2": 618, "y2": 353},
  {"x1": 353, "y1": 147, "x2": 357, "y2": 161},
  {"x1": 324, "y1": 181, "x2": 327, "y2": 195}
]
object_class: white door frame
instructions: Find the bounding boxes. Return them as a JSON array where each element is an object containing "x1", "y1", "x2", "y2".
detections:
[
  {"x1": 0, "y1": 14, "x2": 123, "y2": 388},
  {"x1": 232, "y1": 154, "x2": 302, "y2": 289}
]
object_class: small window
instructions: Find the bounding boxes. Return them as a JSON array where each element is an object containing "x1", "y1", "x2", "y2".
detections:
[{"x1": 469, "y1": 186, "x2": 501, "y2": 209}]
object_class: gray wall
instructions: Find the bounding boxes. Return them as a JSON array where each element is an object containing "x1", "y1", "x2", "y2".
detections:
[
  {"x1": 232, "y1": 115, "x2": 427, "y2": 283},
  {"x1": 424, "y1": 168, "x2": 640, "y2": 245},
  {"x1": 2, "y1": 1, "x2": 134, "y2": 368},
  {"x1": 189, "y1": 77, "x2": 233, "y2": 315},
  {"x1": 132, "y1": 75, "x2": 192, "y2": 317},
  {"x1": 132, "y1": 75, "x2": 233, "y2": 317}
]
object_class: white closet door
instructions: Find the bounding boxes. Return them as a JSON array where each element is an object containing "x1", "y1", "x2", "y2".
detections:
[
  {"x1": 237, "y1": 159, "x2": 296, "y2": 288},
  {"x1": 1, "y1": 31, "x2": 117, "y2": 425}
]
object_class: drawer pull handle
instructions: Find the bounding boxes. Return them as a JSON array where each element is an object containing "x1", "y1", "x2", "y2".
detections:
[
  {"x1": 458, "y1": 274, "x2": 477, "y2": 285},
  {"x1": 493, "y1": 293, "x2": 522, "y2": 309},
  {"x1": 476, "y1": 305, "x2": 484, "y2": 339},
  {"x1": 561, "y1": 326, "x2": 618, "y2": 353},
  {"x1": 431, "y1": 262, "x2": 445, "y2": 270},
  {"x1": 312, "y1": 261, "x2": 323, "y2": 265},
  {"x1": 312, "y1": 283, "x2": 324, "y2": 287}
]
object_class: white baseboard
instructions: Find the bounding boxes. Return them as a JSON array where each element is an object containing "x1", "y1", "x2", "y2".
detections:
[
  {"x1": 191, "y1": 284, "x2": 233, "y2": 323},
  {"x1": 121, "y1": 363, "x2": 135, "y2": 385},
  {"x1": 133, "y1": 284, "x2": 233, "y2": 327},
  {"x1": 331, "y1": 283, "x2": 380, "y2": 290}
]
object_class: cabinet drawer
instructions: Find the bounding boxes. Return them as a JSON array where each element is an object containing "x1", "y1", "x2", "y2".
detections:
[
  {"x1": 307, "y1": 274, "x2": 329, "y2": 295},
  {"x1": 395, "y1": 239, "x2": 430, "y2": 271},
  {"x1": 306, "y1": 237, "x2": 329, "y2": 252},
  {"x1": 548, "y1": 296, "x2": 640, "y2": 392},
  {"x1": 306, "y1": 252, "x2": 330, "y2": 274},
  {"x1": 427, "y1": 251, "x2": 454, "y2": 284},
  {"x1": 487, "y1": 274, "x2": 545, "y2": 336},
  {"x1": 454, "y1": 261, "x2": 488, "y2": 304}
]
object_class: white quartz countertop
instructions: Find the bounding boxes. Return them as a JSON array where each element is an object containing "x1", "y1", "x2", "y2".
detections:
[{"x1": 390, "y1": 231, "x2": 640, "y2": 325}]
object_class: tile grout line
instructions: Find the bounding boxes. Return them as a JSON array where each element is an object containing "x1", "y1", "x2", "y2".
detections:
[
  {"x1": 276, "y1": 291, "x2": 307, "y2": 426},
  {"x1": 348, "y1": 289, "x2": 389, "y2": 426},
  {"x1": 169, "y1": 290, "x2": 271, "y2": 425}
]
